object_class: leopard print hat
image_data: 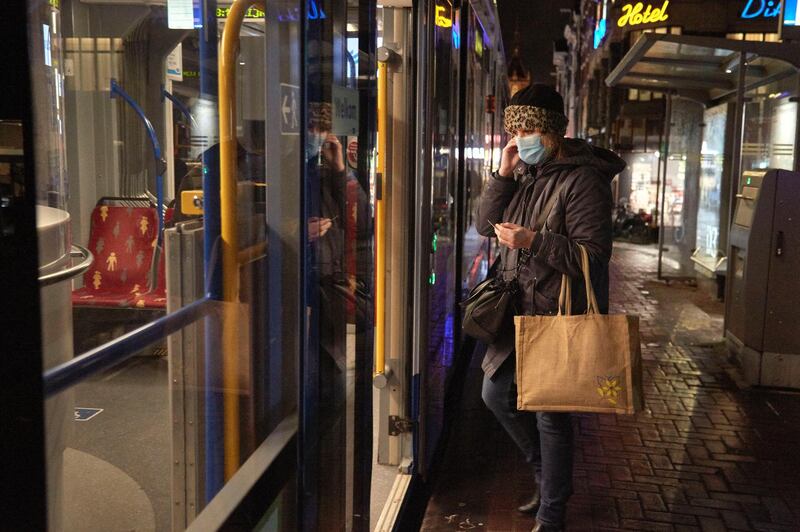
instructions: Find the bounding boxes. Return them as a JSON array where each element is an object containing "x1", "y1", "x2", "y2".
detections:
[{"x1": 503, "y1": 84, "x2": 568, "y2": 136}]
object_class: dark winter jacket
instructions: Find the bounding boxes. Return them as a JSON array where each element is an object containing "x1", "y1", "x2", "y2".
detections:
[{"x1": 476, "y1": 137, "x2": 626, "y2": 378}]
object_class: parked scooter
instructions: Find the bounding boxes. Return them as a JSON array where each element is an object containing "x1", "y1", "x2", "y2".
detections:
[{"x1": 613, "y1": 202, "x2": 652, "y2": 243}]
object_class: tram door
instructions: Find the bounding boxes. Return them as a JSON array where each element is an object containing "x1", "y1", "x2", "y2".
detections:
[
  {"x1": 8, "y1": 0, "x2": 376, "y2": 530},
  {"x1": 413, "y1": 0, "x2": 464, "y2": 478},
  {"x1": 371, "y1": 0, "x2": 421, "y2": 525}
]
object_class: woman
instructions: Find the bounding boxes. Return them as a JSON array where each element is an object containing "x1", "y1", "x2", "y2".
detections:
[{"x1": 477, "y1": 84, "x2": 625, "y2": 532}]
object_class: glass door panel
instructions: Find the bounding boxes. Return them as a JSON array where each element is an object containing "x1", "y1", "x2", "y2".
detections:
[{"x1": 28, "y1": 1, "x2": 301, "y2": 529}]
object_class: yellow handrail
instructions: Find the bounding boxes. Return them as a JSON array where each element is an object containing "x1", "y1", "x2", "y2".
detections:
[
  {"x1": 219, "y1": 0, "x2": 265, "y2": 481},
  {"x1": 374, "y1": 60, "x2": 387, "y2": 381}
]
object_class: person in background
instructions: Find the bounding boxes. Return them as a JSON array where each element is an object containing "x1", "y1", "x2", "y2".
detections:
[{"x1": 476, "y1": 84, "x2": 626, "y2": 532}]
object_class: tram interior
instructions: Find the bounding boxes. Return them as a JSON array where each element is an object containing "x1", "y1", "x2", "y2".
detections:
[{"x1": 28, "y1": 0, "x2": 507, "y2": 529}]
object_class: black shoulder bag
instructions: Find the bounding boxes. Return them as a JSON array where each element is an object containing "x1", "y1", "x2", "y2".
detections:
[{"x1": 461, "y1": 181, "x2": 564, "y2": 345}]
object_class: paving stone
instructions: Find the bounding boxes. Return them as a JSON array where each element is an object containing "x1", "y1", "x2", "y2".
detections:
[
  {"x1": 719, "y1": 509, "x2": 751, "y2": 530},
  {"x1": 698, "y1": 517, "x2": 727, "y2": 532}
]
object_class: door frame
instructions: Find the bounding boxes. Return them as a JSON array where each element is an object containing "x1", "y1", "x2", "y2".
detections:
[{"x1": 0, "y1": 1, "x2": 47, "y2": 529}]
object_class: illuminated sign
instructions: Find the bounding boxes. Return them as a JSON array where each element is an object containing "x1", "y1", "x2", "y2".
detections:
[
  {"x1": 216, "y1": 6, "x2": 265, "y2": 18},
  {"x1": 782, "y1": 0, "x2": 800, "y2": 39},
  {"x1": 475, "y1": 28, "x2": 484, "y2": 57},
  {"x1": 43, "y1": 25, "x2": 52, "y2": 67},
  {"x1": 617, "y1": 1, "x2": 670, "y2": 28},
  {"x1": 785, "y1": 0, "x2": 799, "y2": 24},
  {"x1": 168, "y1": 0, "x2": 202, "y2": 29},
  {"x1": 216, "y1": 1, "x2": 326, "y2": 21},
  {"x1": 594, "y1": 19, "x2": 607, "y2": 47},
  {"x1": 740, "y1": 0, "x2": 782, "y2": 19},
  {"x1": 435, "y1": 5, "x2": 452, "y2": 28},
  {"x1": 594, "y1": 0, "x2": 609, "y2": 48}
]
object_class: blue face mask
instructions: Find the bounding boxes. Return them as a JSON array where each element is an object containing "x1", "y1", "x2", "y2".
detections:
[
  {"x1": 516, "y1": 133, "x2": 550, "y2": 166},
  {"x1": 306, "y1": 132, "x2": 326, "y2": 161}
]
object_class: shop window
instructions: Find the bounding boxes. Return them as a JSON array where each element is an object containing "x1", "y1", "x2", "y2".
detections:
[
  {"x1": 628, "y1": 88, "x2": 639, "y2": 101},
  {"x1": 728, "y1": 32, "x2": 781, "y2": 42}
]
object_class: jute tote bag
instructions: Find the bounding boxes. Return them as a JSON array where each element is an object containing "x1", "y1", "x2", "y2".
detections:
[{"x1": 515, "y1": 246, "x2": 644, "y2": 415}]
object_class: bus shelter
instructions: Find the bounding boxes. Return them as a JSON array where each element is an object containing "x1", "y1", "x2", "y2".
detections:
[{"x1": 606, "y1": 33, "x2": 800, "y2": 281}]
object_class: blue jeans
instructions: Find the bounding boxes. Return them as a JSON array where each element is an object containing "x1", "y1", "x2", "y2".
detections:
[{"x1": 481, "y1": 355, "x2": 573, "y2": 526}]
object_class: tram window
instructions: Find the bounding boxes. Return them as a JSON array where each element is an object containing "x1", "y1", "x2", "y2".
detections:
[{"x1": 30, "y1": 1, "x2": 305, "y2": 529}]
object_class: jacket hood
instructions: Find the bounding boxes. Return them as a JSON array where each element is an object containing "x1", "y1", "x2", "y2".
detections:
[{"x1": 541, "y1": 138, "x2": 626, "y2": 181}]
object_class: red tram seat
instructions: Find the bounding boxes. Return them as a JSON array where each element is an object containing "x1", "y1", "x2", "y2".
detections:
[{"x1": 72, "y1": 202, "x2": 173, "y2": 309}]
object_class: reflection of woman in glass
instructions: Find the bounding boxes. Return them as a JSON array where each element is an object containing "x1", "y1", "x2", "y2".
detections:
[
  {"x1": 306, "y1": 100, "x2": 371, "y2": 527},
  {"x1": 307, "y1": 102, "x2": 348, "y2": 372}
]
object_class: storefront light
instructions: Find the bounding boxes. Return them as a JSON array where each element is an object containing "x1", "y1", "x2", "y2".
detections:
[{"x1": 435, "y1": 4, "x2": 453, "y2": 28}]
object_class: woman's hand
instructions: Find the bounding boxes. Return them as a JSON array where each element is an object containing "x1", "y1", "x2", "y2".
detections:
[
  {"x1": 308, "y1": 216, "x2": 333, "y2": 242},
  {"x1": 494, "y1": 222, "x2": 535, "y2": 250},
  {"x1": 321, "y1": 134, "x2": 345, "y2": 172},
  {"x1": 498, "y1": 137, "x2": 520, "y2": 178}
]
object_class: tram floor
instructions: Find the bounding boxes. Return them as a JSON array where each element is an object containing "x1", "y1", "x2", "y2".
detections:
[
  {"x1": 421, "y1": 243, "x2": 800, "y2": 531},
  {"x1": 57, "y1": 343, "x2": 399, "y2": 532},
  {"x1": 62, "y1": 353, "x2": 170, "y2": 532}
]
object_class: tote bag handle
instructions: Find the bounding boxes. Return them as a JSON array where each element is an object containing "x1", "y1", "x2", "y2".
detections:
[{"x1": 557, "y1": 244, "x2": 600, "y2": 316}]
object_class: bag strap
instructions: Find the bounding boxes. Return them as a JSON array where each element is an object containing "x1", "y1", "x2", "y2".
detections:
[
  {"x1": 557, "y1": 244, "x2": 599, "y2": 316},
  {"x1": 532, "y1": 178, "x2": 565, "y2": 232},
  {"x1": 487, "y1": 253, "x2": 501, "y2": 277},
  {"x1": 579, "y1": 245, "x2": 600, "y2": 313},
  {"x1": 513, "y1": 178, "x2": 567, "y2": 279}
]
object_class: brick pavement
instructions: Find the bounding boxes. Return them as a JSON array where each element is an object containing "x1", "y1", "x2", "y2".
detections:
[{"x1": 421, "y1": 244, "x2": 800, "y2": 531}]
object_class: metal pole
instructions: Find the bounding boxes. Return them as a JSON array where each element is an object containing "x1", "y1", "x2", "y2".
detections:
[
  {"x1": 723, "y1": 52, "x2": 749, "y2": 326},
  {"x1": 199, "y1": 0, "x2": 223, "y2": 501},
  {"x1": 657, "y1": 93, "x2": 672, "y2": 280},
  {"x1": 794, "y1": 75, "x2": 800, "y2": 173},
  {"x1": 653, "y1": 111, "x2": 663, "y2": 230}
]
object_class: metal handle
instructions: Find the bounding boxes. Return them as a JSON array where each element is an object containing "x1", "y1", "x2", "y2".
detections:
[
  {"x1": 373, "y1": 57, "x2": 388, "y2": 383},
  {"x1": 39, "y1": 245, "x2": 94, "y2": 287},
  {"x1": 218, "y1": 0, "x2": 266, "y2": 482}
]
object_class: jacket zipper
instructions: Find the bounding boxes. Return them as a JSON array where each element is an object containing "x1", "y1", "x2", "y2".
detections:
[{"x1": 532, "y1": 277, "x2": 537, "y2": 315}]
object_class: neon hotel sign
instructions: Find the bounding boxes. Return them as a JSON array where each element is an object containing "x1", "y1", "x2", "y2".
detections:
[
  {"x1": 617, "y1": 0, "x2": 782, "y2": 29},
  {"x1": 617, "y1": 1, "x2": 670, "y2": 28}
]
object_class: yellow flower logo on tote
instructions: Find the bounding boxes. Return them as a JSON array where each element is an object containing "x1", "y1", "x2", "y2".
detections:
[{"x1": 597, "y1": 376, "x2": 623, "y2": 405}]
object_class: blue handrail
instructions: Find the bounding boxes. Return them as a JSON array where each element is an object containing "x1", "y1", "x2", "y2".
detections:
[
  {"x1": 199, "y1": 0, "x2": 225, "y2": 500},
  {"x1": 43, "y1": 296, "x2": 214, "y2": 398},
  {"x1": 162, "y1": 86, "x2": 198, "y2": 128},
  {"x1": 110, "y1": 79, "x2": 167, "y2": 291}
]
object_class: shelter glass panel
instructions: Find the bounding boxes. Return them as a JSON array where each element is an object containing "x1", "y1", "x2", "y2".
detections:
[
  {"x1": 741, "y1": 73, "x2": 798, "y2": 173},
  {"x1": 695, "y1": 103, "x2": 727, "y2": 271}
]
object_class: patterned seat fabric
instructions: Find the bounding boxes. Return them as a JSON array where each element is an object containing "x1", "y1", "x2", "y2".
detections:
[{"x1": 72, "y1": 205, "x2": 173, "y2": 309}]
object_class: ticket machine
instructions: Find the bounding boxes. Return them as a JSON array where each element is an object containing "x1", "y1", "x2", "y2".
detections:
[{"x1": 726, "y1": 169, "x2": 800, "y2": 388}]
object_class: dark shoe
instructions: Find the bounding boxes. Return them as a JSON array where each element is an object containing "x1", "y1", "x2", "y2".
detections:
[
  {"x1": 531, "y1": 520, "x2": 564, "y2": 532},
  {"x1": 517, "y1": 488, "x2": 541, "y2": 514}
]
